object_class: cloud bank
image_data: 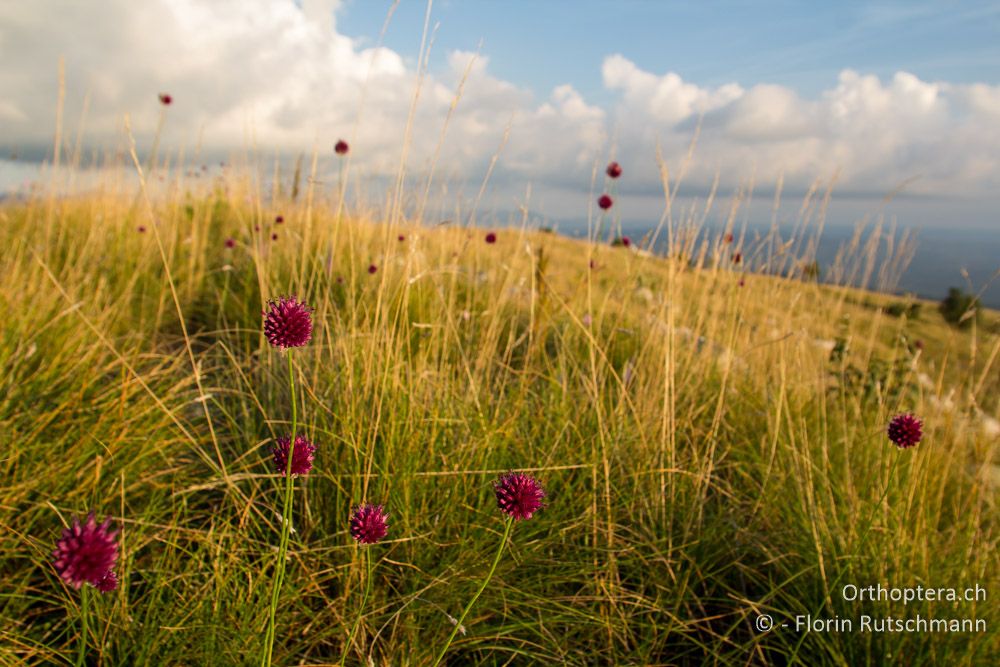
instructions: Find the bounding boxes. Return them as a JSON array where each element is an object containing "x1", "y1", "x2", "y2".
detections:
[{"x1": 2, "y1": 0, "x2": 999, "y2": 202}]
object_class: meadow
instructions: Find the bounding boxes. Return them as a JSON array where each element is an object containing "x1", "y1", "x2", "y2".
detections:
[{"x1": 0, "y1": 140, "x2": 998, "y2": 666}]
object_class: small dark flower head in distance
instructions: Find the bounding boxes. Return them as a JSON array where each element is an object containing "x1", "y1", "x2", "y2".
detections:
[
  {"x1": 598, "y1": 194, "x2": 613, "y2": 210},
  {"x1": 888, "y1": 413, "x2": 923, "y2": 449},
  {"x1": 335, "y1": 139, "x2": 349, "y2": 155},
  {"x1": 606, "y1": 161, "x2": 622, "y2": 179}
]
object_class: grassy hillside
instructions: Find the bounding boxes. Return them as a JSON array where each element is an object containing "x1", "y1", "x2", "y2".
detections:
[{"x1": 0, "y1": 166, "x2": 997, "y2": 666}]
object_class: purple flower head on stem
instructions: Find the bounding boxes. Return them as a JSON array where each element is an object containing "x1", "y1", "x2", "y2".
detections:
[
  {"x1": 350, "y1": 503, "x2": 389, "y2": 544},
  {"x1": 494, "y1": 471, "x2": 546, "y2": 521},
  {"x1": 224, "y1": 237, "x2": 236, "y2": 249},
  {"x1": 485, "y1": 231, "x2": 497, "y2": 244},
  {"x1": 271, "y1": 434, "x2": 316, "y2": 476},
  {"x1": 95, "y1": 570, "x2": 118, "y2": 593},
  {"x1": 158, "y1": 93, "x2": 172, "y2": 106},
  {"x1": 598, "y1": 194, "x2": 613, "y2": 210},
  {"x1": 263, "y1": 296, "x2": 312, "y2": 349},
  {"x1": 335, "y1": 139, "x2": 350, "y2": 156},
  {"x1": 888, "y1": 413, "x2": 923, "y2": 449},
  {"x1": 606, "y1": 161, "x2": 622, "y2": 179},
  {"x1": 52, "y1": 513, "x2": 119, "y2": 591}
]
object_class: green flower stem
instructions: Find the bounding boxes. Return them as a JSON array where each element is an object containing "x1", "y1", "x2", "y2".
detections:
[
  {"x1": 433, "y1": 516, "x2": 514, "y2": 667},
  {"x1": 75, "y1": 586, "x2": 89, "y2": 667},
  {"x1": 788, "y1": 452, "x2": 903, "y2": 662},
  {"x1": 262, "y1": 350, "x2": 298, "y2": 667},
  {"x1": 340, "y1": 547, "x2": 375, "y2": 667}
]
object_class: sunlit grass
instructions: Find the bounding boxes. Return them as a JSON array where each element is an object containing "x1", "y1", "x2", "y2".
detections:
[{"x1": 0, "y1": 151, "x2": 997, "y2": 665}]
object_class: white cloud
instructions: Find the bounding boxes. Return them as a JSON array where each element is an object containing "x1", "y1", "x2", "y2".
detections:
[
  {"x1": 605, "y1": 58, "x2": 1000, "y2": 198},
  {"x1": 1, "y1": 1, "x2": 999, "y2": 205}
]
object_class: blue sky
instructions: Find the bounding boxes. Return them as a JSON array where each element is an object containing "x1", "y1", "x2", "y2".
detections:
[{"x1": 338, "y1": 1, "x2": 1000, "y2": 101}]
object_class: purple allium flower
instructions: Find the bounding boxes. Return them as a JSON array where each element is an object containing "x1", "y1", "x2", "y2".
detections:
[
  {"x1": 485, "y1": 231, "x2": 497, "y2": 244},
  {"x1": 263, "y1": 296, "x2": 313, "y2": 349},
  {"x1": 598, "y1": 194, "x2": 613, "y2": 210},
  {"x1": 738, "y1": 279, "x2": 745, "y2": 287},
  {"x1": 158, "y1": 93, "x2": 172, "y2": 106},
  {"x1": 224, "y1": 238, "x2": 236, "y2": 249},
  {"x1": 349, "y1": 503, "x2": 389, "y2": 544},
  {"x1": 724, "y1": 233, "x2": 734, "y2": 244},
  {"x1": 335, "y1": 139, "x2": 349, "y2": 156},
  {"x1": 52, "y1": 513, "x2": 119, "y2": 591},
  {"x1": 368, "y1": 263, "x2": 378, "y2": 274},
  {"x1": 914, "y1": 339, "x2": 924, "y2": 350},
  {"x1": 137, "y1": 225, "x2": 147, "y2": 233},
  {"x1": 888, "y1": 413, "x2": 923, "y2": 449},
  {"x1": 493, "y1": 471, "x2": 545, "y2": 521},
  {"x1": 95, "y1": 570, "x2": 118, "y2": 593},
  {"x1": 275, "y1": 215, "x2": 284, "y2": 224},
  {"x1": 732, "y1": 252, "x2": 742, "y2": 264},
  {"x1": 606, "y1": 161, "x2": 622, "y2": 179},
  {"x1": 271, "y1": 434, "x2": 316, "y2": 476},
  {"x1": 398, "y1": 234, "x2": 406, "y2": 242},
  {"x1": 271, "y1": 232, "x2": 278, "y2": 241}
]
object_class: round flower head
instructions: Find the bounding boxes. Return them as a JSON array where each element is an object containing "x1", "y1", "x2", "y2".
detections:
[
  {"x1": 335, "y1": 139, "x2": 350, "y2": 155},
  {"x1": 52, "y1": 513, "x2": 119, "y2": 591},
  {"x1": 271, "y1": 434, "x2": 316, "y2": 476},
  {"x1": 598, "y1": 194, "x2": 613, "y2": 210},
  {"x1": 158, "y1": 93, "x2": 172, "y2": 106},
  {"x1": 137, "y1": 225, "x2": 147, "y2": 233},
  {"x1": 271, "y1": 232, "x2": 279, "y2": 241},
  {"x1": 724, "y1": 233, "x2": 734, "y2": 244},
  {"x1": 95, "y1": 570, "x2": 118, "y2": 593},
  {"x1": 275, "y1": 215, "x2": 284, "y2": 224},
  {"x1": 367, "y1": 263, "x2": 378, "y2": 274},
  {"x1": 224, "y1": 237, "x2": 236, "y2": 249},
  {"x1": 494, "y1": 471, "x2": 546, "y2": 521},
  {"x1": 485, "y1": 231, "x2": 497, "y2": 244},
  {"x1": 732, "y1": 252, "x2": 742, "y2": 264},
  {"x1": 606, "y1": 161, "x2": 622, "y2": 179},
  {"x1": 398, "y1": 234, "x2": 406, "y2": 242},
  {"x1": 349, "y1": 503, "x2": 389, "y2": 544},
  {"x1": 888, "y1": 413, "x2": 923, "y2": 449},
  {"x1": 263, "y1": 296, "x2": 312, "y2": 349}
]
